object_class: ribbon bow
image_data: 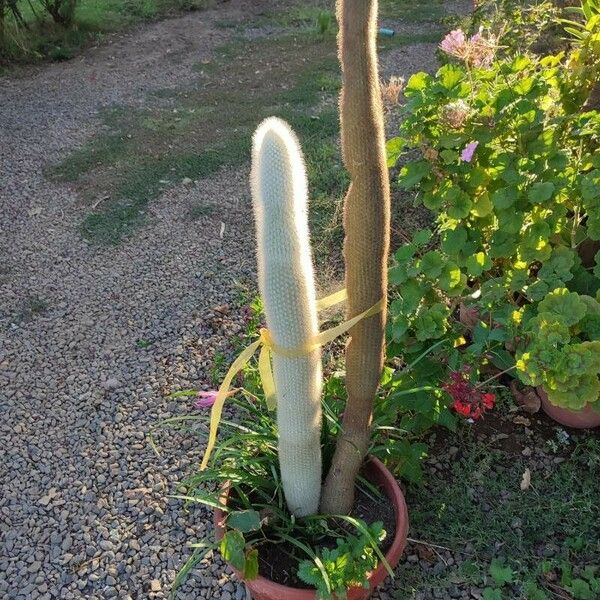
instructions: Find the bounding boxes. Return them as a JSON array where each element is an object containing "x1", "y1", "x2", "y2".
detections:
[{"x1": 200, "y1": 289, "x2": 384, "y2": 470}]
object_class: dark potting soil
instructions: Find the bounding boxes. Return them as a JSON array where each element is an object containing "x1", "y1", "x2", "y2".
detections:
[{"x1": 256, "y1": 480, "x2": 397, "y2": 589}]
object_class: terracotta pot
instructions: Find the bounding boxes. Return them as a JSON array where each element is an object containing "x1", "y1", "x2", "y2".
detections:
[
  {"x1": 538, "y1": 387, "x2": 600, "y2": 429},
  {"x1": 214, "y1": 456, "x2": 409, "y2": 600}
]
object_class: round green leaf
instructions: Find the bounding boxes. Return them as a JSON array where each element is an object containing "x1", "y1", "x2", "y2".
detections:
[
  {"x1": 423, "y1": 190, "x2": 444, "y2": 210},
  {"x1": 399, "y1": 160, "x2": 432, "y2": 189},
  {"x1": 439, "y1": 262, "x2": 463, "y2": 292},
  {"x1": 413, "y1": 229, "x2": 433, "y2": 246},
  {"x1": 581, "y1": 171, "x2": 600, "y2": 201},
  {"x1": 471, "y1": 193, "x2": 493, "y2": 217},
  {"x1": 491, "y1": 187, "x2": 518, "y2": 210},
  {"x1": 441, "y1": 227, "x2": 468, "y2": 255},
  {"x1": 527, "y1": 181, "x2": 555, "y2": 204},
  {"x1": 447, "y1": 189, "x2": 472, "y2": 219},
  {"x1": 466, "y1": 252, "x2": 492, "y2": 277},
  {"x1": 227, "y1": 510, "x2": 261, "y2": 533},
  {"x1": 419, "y1": 251, "x2": 444, "y2": 279}
]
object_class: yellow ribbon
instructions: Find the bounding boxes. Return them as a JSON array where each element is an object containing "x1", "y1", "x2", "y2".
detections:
[{"x1": 199, "y1": 289, "x2": 385, "y2": 470}]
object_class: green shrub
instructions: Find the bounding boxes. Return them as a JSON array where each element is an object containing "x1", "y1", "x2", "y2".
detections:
[
  {"x1": 469, "y1": 0, "x2": 562, "y2": 56},
  {"x1": 387, "y1": 37, "x2": 600, "y2": 357}
]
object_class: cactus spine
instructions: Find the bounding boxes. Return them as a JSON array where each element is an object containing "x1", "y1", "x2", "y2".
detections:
[
  {"x1": 251, "y1": 117, "x2": 323, "y2": 517},
  {"x1": 320, "y1": 0, "x2": 390, "y2": 514}
]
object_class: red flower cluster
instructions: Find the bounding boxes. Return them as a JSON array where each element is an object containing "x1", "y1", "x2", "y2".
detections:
[{"x1": 443, "y1": 371, "x2": 495, "y2": 420}]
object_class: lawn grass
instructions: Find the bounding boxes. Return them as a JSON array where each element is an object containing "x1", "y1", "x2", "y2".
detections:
[
  {"x1": 395, "y1": 430, "x2": 600, "y2": 599},
  {"x1": 47, "y1": 0, "x2": 451, "y2": 249},
  {"x1": 380, "y1": 0, "x2": 445, "y2": 24},
  {"x1": 50, "y1": 28, "x2": 346, "y2": 246}
]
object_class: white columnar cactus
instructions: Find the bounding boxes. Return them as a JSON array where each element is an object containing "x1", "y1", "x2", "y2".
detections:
[{"x1": 250, "y1": 117, "x2": 322, "y2": 517}]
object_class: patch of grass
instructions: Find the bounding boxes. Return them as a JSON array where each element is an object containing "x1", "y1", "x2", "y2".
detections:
[
  {"x1": 1, "y1": 0, "x2": 215, "y2": 63},
  {"x1": 52, "y1": 30, "x2": 344, "y2": 245},
  {"x1": 17, "y1": 295, "x2": 49, "y2": 321},
  {"x1": 212, "y1": 2, "x2": 336, "y2": 36},
  {"x1": 49, "y1": 0, "x2": 450, "y2": 251},
  {"x1": 396, "y1": 434, "x2": 600, "y2": 598},
  {"x1": 380, "y1": 0, "x2": 445, "y2": 24},
  {"x1": 51, "y1": 131, "x2": 129, "y2": 182},
  {"x1": 378, "y1": 30, "x2": 443, "y2": 50}
]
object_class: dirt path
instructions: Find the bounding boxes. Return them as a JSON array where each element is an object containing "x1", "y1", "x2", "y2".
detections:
[{"x1": 0, "y1": 2, "x2": 468, "y2": 598}]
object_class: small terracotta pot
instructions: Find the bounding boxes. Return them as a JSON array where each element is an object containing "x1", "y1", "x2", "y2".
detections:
[
  {"x1": 214, "y1": 456, "x2": 409, "y2": 600},
  {"x1": 538, "y1": 387, "x2": 600, "y2": 429}
]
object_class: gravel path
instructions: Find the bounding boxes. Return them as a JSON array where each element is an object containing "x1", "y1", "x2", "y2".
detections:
[{"x1": 0, "y1": 2, "x2": 469, "y2": 598}]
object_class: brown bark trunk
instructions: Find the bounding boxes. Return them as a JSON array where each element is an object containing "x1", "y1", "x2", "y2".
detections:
[{"x1": 320, "y1": 0, "x2": 390, "y2": 515}]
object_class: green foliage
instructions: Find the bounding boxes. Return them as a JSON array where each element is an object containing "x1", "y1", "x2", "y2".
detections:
[
  {"x1": 297, "y1": 521, "x2": 384, "y2": 600},
  {"x1": 156, "y1": 357, "x2": 406, "y2": 597},
  {"x1": 387, "y1": 25, "x2": 600, "y2": 413},
  {"x1": 226, "y1": 509, "x2": 262, "y2": 533},
  {"x1": 316, "y1": 10, "x2": 333, "y2": 34},
  {"x1": 482, "y1": 589, "x2": 502, "y2": 600},
  {"x1": 516, "y1": 288, "x2": 600, "y2": 409},
  {"x1": 39, "y1": 0, "x2": 78, "y2": 25},
  {"x1": 399, "y1": 435, "x2": 600, "y2": 599},
  {"x1": 219, "y1": 529, "x2": 259, "y2": 579},
  {"x1": 370, "y1": 353, "x2": 459, "y2": 483},
  {"x1": 388, "y1": 52, "x2": 600, "y2": 310},
  {"x1": 469, "y1": 0, "x2": 561, "y2": 56},
  {"x1": 489, "y1": 559, "x2": 514, "y2": 586},
  {"x1": 562, "y1": 1, "x2": 600, "y2": 42},
  {"x1": 560, "y1": 562, "x2": 600, "y2": 600}
]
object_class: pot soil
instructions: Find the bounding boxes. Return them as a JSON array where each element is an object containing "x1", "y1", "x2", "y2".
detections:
[
  {"x1": 214, "y1": 456, "x2": 409, "y2": 600},
  {"x1": 538, "y1": 387, "x2": 600, "y2": 429}
]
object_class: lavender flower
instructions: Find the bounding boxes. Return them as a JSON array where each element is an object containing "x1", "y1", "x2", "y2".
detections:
[
  {"x1": 461, "y1": 141, "x2": 479, "y2": 162},
  {"x1": 439, "y1": 27, "x2": 496, "y2": 68},
  {"x1": 439, "y1": 30, "x2": 467, "y2": 58}
]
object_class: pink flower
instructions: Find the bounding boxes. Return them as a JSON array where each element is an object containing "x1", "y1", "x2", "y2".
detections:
[
  {"x1": 440, "y1": 29, "x2": 468, "y2": 58},
  {"x1": 469, "y1": 29, "x2": 496, "y2": 67},
  {"x1": 439, "y1": 27, "x2": 496, "y2": 68},
  {"x1": 461, "y1": 141, "x2": 479, "y2": 162},
  {"x1": 194, "y1": 390, "x2": 219, "y2": 409}
]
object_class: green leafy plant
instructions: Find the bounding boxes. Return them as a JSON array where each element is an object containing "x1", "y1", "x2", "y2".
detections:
[
  {"x1": 386, "y1": 22, "x2": 600, "y2": 405},
  {"x1": 373, "y1": 358, "x2": 456, "y2": 482},
  {"x1": 297, "y1": 521, "x2": 385, "y2": 600},
  {"x1": 388, "y1": 52, "x2": 600, "y2": 307},
  {"x1": 559, "y1": 562, "x2": 600, "y2": 600},
  {"x1": 515, "y1": 288, "x2": 600, "y2": 409},
  {"x1": 559, "y1": 0, "x2": 600, "y2": 111},
  {"x1": 561, "y1": 0, "x2": 600, "y2": 42},
  {"x1": 468, "y1": 0, "x2": 561, "y2": 57},
  {"x1": 489, "y1": 559, "x2": 514, "y2": 586},
  {"x1": 153, "y1": 368, "x2": 399, "y2": 599}
]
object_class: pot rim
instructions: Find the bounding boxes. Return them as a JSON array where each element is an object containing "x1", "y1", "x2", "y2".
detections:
[
  {"x1": 537, "y1": 386, "x2": 600, "y2": 429},
  {"x1": 213, "y1": 455, "x2": 409, "y2": 596}
]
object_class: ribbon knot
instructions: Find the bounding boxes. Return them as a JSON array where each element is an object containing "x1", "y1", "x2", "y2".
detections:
[{"x1": 200, "y1": 289, "x2": 384, "y2": 470}]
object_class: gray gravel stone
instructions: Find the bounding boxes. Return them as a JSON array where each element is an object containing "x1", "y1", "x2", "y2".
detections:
[{"x1": 0, "y1": 1, "x2": 472, "y2": 599}]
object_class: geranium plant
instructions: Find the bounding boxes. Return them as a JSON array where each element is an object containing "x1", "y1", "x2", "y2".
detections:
[
  {"x1": 515, "y1": 288, "x2": 600, "y2": 410},
  {"x1": 386, "y1": 19, "x2": 600, "y2": 385}
]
